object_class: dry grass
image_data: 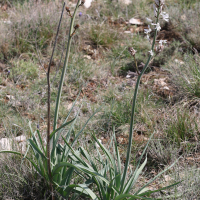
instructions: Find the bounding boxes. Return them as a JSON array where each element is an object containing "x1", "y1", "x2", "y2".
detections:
[{"x1": 0, "y1": 0, "x2": 200, "y2": 199}]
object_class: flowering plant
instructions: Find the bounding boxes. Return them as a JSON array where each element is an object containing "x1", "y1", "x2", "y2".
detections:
[
  {"x1": 0, "y1": 0, "x2": 180, "y2": 199},
  {"x1": 61, "y1": 0, "x2": 180, "y2": 199}
]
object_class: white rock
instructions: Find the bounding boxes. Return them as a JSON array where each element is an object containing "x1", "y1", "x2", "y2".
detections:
[
  {"x1": 14, "y1": 135, "x2": 26, "y2": 143},
  {"x1": 18, "y1": 141, "x2": 27, "y2": 153},
  {"x1": 174, "y1": 59, "x2": 184, "y2": 65},
  {"x1": 181, "y1": 14, "x2": 186, "y2": 21},
  {"x1": 162, "y1": 86, "x2": 170, "y2": 90},
  {"x1": 3, "y1": 20, "x2": 12, "y2": 25},
  {"x1": 154, "y1": 78, "x2": 168, "y2": 87},
  {"x1": 124, "y1": 31, "x2": 132, "y2": 34},
  {"x1": 83, "y1": 55, "x2": 92, "y2": 59},
  {"x1": 0, "y1": 135, "x2": 26, "y2": 153},
  {"x1": 129, "y1": 18, "x2": 143, "y2": 25},
  {"x1": 119, "y1": 0, "x2": 132, "y2": 5},
  {"x1": 164, "y1": 175, "x2": 172, "y2": 182},
  {"x1": 0, "y1": 138, "x2": 12, "y2": 151}
]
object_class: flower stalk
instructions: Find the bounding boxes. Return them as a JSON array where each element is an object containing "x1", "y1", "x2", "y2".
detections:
[
  {"x1": 53, "y1": 0, "x2": 81, "y2": 132},
  {"x1": 46, "y1": 3, "x2": 66, "y2": 199},
  {"x1": 120, "y1": 0, "x2": 163, "y2": 192}
]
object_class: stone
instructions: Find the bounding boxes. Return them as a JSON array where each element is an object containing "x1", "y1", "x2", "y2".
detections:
[
  {"x1": 0, "y1": 135, "x2": 26, "y2": 153},
  {"x1": 119, "y1": 0, "x2": 132, "y2": 5},
  {"x1": 129, "y1": 18, "x2": 143, "y2": 25}
]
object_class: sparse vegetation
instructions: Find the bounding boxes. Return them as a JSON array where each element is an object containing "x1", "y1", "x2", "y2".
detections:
[{"x1": 0, "y1": 0, "x2": 200, "y2": 199}]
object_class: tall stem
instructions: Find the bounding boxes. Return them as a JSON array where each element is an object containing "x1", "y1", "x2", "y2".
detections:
[
  {"x1": 53, "y1": 0, "x2": 81, "y2": 132},
  {"x1": 120, "y1": 5, "x2": 160, "y2": 192},
  {"x1": 46, "y1": 3, "x2": 65, "y2": 199}
]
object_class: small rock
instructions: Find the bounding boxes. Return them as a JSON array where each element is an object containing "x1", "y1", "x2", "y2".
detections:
[
  {"x1": 0, "y1": 138, "x2": 12, "y2": 151},
  {"x1": 181, "y1": 14, "x2": 186, "y2": 21},
  {"x1": 119, "y1": 0, "x2": 132, "y2": 5},
  {"x1": 129, "y1": 18, "x2": 143, "y2": 25},
  {"x1": 154, "y1": 78, "x2": 168, "y2": 87},
  {"x1": 126, "y1": 71, "x2": 138, "y2": 78},
  {"x1": 162, "y1": 86, "x2": 170, "y2": 90},
  {"x1": 83, "y1": 55, "x2": 92, "y2": 59},
  {"x1": 3, "y1": 20, "x2": 12, "y2": 25},
  {"x1": 0, "y1": 135, "x2": 26, "y2": 153},
  {"x1": 14, "y1": 135, "x2": 26, "y2": 143},
  {"x1": 164, "y1": 175, "x2": 172, "y2": 182},
  {"x1": 174, "y1": 59, "x2": 184, "y2": 65},
  {"x1": 124, "y1": 31, "x2": 132, "y2": 34}
]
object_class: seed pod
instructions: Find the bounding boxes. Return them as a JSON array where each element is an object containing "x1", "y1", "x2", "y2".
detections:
[
  {"x1": 65, "y1": 6, "x2": 70, "y2": 12},
  {"x1": 74, "y1": 24, "x2": 80, "y2": 30},
  {"x1": 128, "y1": 47, "x2": 137, "y2": 56},
  {"x1": 66, "y1": 6, "x2": 72, "y2": 17},
  {"x1": 79, "y1": 0, "x2": 85, "y2": 7}
]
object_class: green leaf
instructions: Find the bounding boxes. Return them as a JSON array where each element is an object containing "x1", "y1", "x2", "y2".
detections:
[
  {"x1": 52, "y1": 162, "x2": 110, "y2": 185},
  {"x1": 71, "y1": 106, "x2": 102, "y2": 147},
  {"x1": 29, "y1": 121, "x2": 41, "y2": 150},
  {"x1": 114, "y1": 194, "x2": 152, "y2": 200},
  {"x1": 59, "y1": 167, "x2": 75, "y2": 186},
  {"x1": 79, "y1": 147, "x2": 98, "y2": 171},
  {"x1": 28, "y1": 139, "x2": 47, "y2": 160},
  {"x1": 135, "y1": 158, "x2": 180, "y2": 195},
  {"x1": 137, "y1": 181, "x2": 181, "y2": 198},
  {"x1": 124, "y1": 156, "x2": 147, "y2": 193},
  {"x1": 92, "y1": 134, "x2": 115, "y2": 168},
  {"x1": 50, "y1": 118, "x2": 76, "y2": 139},
  {"x1": 0, "y1": 150, "x2": 43, "y2": 175},
  {"x1": 75, "y1": 184, "x2": 99, "y2": 200},
  {"x1": 36, "y1": 129, "x2": 46, "y2": 153},
  {"x1": 53, "y1": 183, "x2": 99, "y2": 200}
]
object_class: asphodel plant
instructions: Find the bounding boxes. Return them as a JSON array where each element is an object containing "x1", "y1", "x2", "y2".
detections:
[
  {"x1": 0, "y1": 0, "x2": 181, "y2": 199},
  {"x1": 61, "y1": 0, "x2": 180, "y2": 199},
  {"x1": 0, "y1": 0, "x2": 102, "y2": 199}
]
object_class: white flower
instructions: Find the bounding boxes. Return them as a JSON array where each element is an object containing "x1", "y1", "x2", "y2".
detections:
[
  {"x1": 153, "y1": 4, "x2": 158, "y2": 17},
  {"x1": 83, "y1": 0, "x2": 93, "y2": 8},
  {"x1": 161, "y1": 12, "x2": 169, "y2": 22},
  {"x1": 151, "y1": 22, "x2": 161, "y2": 32},
  {"x1": 155, "y1": 0, "x2": 165, "y2": 6},
  {"x1": 154, "y1": 1, "x2": 164, "y2": 16},
  {"x1": 149, "y1": 50, "x2": 154, "y2": 56},
  {"x1": 146, "y1": 18, "x2": 152, "y2": 23},
  {"x1": 155, "y1": 0, "x2": 159, "y2": 6},
  {"x1": 159, "y1": 39, "x2": 167, "y2": 45},
  {"x1": 160, "y1": 0, "x2": 165, "y2": 5},
  {"x1": 144, "y1": 25, "x2": 151, "y2": 34},
  {"x1": 146, "y1": 34, "x2": 150, "y2": 40}
]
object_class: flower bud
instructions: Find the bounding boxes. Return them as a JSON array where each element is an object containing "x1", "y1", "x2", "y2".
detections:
[
  {"x1": 65, "y1": 6, "x2": 70, "y2": 12},
  {"x1": 79, "y1": 0, "x2": 85, "y2": 6},
  {"x1": 128, "y1": 47, "x2": 137, "y2": 56},
  {"x1": 66, "y1": 6, "x2": 73, "y2": 17},
  {"x1": 74, "y1": 24, "x2": 80, "y2": 29}
]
